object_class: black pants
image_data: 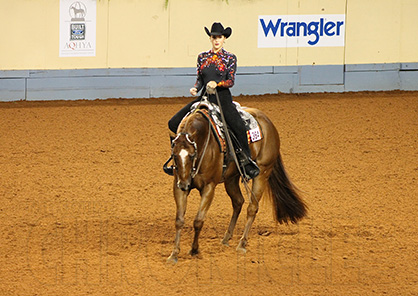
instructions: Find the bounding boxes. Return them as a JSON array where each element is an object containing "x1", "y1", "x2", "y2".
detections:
[{"x1": 168, "y1": 88, "x2": 251, "y2": 156}]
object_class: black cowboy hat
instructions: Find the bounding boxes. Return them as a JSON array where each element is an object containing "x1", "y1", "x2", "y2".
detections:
[{"x1": 204, "y1": 22, "x2": 232, "y2": 38}]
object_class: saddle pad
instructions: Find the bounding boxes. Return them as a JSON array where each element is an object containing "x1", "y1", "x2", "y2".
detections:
[{"x1": 189, "y1": 100, "x2": 264, "y2": 152}]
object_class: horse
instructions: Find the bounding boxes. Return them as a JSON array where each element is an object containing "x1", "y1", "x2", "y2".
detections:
[
  {"x1": 71, "y1": 6, "x2": 85, "y2": 19},
  {"x1": 166, "y1": 103, "x2": 307, "y2": 264}
]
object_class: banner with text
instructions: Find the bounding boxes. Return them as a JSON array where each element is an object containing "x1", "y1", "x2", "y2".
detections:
[{"x1": 258, "y1": 14, "x2": 346, "y2": 48}]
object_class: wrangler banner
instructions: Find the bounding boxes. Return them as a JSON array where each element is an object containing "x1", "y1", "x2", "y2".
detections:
[{"x1": 258, "y1": 15, "x2": 346, "y2": 48}]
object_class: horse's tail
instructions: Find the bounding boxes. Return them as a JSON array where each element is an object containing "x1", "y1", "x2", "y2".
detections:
[{"x1": 266, "y1": 152, "x2": 307, "y2": 224}]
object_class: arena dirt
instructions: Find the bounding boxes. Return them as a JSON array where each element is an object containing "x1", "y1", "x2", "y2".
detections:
[{"x1": 0, "y1": 91, "x2": 417, "y2": 295}]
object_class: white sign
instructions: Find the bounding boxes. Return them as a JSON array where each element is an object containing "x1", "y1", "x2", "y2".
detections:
[
  {"x1": 258, "y1": 15, "x2": 345, "y2": 48},
  {"x1": 60, "y1": 0, "x2": 96, "y2": 57},
  {"x1": 249, "y1": 127, "x2": 262, "y2": 142}
]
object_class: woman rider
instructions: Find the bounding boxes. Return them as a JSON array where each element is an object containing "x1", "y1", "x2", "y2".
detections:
[{"x1": 164, "y1": 22, "x2": 259, "y2": 180}]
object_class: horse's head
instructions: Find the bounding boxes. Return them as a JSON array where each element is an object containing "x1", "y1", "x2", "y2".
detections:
[{"x1": 172, "y1": 133, "x2": 197, "y2": 191}]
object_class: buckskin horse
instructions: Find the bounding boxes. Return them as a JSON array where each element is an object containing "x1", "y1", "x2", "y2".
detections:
[{"x1": 166, "y1": 100, "x2": 307, "y2": 264}]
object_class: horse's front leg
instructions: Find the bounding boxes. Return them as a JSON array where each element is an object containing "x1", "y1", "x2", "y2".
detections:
[
  {"x1": 167, "y1": 184, "x2": 189, "y2": 264},
  {"x1": 190, "y1": 183, "x2": 216, "y2": 256}
]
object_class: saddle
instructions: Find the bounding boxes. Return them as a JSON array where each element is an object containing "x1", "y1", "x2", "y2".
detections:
[{"x1": 188, "y1": 98, "x2": 263, "y2": 153}]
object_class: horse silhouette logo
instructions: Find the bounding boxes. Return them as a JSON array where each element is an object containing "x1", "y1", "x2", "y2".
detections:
[{"x1": 69, "y1": 1, "x2": 87, "y2": 21}]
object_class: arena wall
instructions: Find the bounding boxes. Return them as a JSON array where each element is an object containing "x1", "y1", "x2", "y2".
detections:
[{"x1": 1, "y1": 0, "x2": 418, "y2": 101}]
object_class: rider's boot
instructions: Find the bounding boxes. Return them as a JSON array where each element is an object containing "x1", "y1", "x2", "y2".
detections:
[
  {"x1": 163, "y1": 156, "x2": 174, "y2": 176},
  {"x1": 163, "y1": 132, "x2": 176, "y2": 176},
  {"x1": 236, "y1": 148, "x2": 260, "y2": 180}
]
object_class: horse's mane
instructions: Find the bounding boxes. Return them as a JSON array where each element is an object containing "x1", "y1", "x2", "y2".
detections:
[{"x1": 178, "y1": 111, "x2": 207, "y2": 135}]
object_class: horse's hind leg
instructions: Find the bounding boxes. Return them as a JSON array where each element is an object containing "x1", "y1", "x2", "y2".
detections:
[
  {"x1": 167, "y1": 187, "x2": 188, "y2": 264},
  {"x1": 222, "y1": 176, "x2": 244, "y2": 246},
  {"x1": 237, "y1": 175, "x2": 269, "y2": 253}
]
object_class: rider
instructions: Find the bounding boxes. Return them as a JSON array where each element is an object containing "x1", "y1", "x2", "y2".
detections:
[{"x1": 164, "y1": 22, "x2": 260, "y2": 180}]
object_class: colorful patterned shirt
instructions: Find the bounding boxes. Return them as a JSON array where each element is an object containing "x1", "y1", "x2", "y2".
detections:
[{"x1": 194, "y1": 48, "x2": 237, "y2": 92}]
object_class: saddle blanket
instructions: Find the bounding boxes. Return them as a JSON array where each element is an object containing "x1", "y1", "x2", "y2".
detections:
[{"x1": 188, "y1": 100, "x2": 263, "y2": 152}]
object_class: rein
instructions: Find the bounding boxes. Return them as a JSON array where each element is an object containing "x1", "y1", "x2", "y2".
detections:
[
  {"x1": 213, "y1": 89, "x2": 255, "y2": 204},
  {"x1": 213, "y1": 90, "x2": 245, "y2": 179},
  {"x1": 172, "y1": 96, "x2": 212, "y2": 179},
  {"x1": 190, "y1": 117, "x2": 211, "y2": 178}
]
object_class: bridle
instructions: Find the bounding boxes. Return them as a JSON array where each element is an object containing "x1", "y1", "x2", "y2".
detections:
[
  {"x1": 171, "y1": 118, "x2": 211, "y2": 179},
  {"x1": 171, "y1": 132, "x2": 197, "y2": 175}
]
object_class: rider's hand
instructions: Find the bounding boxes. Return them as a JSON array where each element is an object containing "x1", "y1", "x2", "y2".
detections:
[
  {"x1": 206, "y1": 81, "x2": 217, "y2": 94},
  {"x1": 190, "y1": 87, "x2": 198, "y2": 96}
]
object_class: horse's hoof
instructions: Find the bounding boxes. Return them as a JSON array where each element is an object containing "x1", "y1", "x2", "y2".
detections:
[
  {"x1": 221, "y1": 239, "x2": 230, "y2": 247},
  {"x1": 189, "y1": 249, "x2": 199, "y2": 256},
  {"x1": 236, "y1": 246, "x2": 247, "y2": 253},
  {"x1": 222, "y1": 241, "x2": 230, "y2": 247},
  {"x1": 236, "y1": 241, "x2": 247, "y2": 253},
  {"x1": 167, "y1": 255, "x2": 178, "y2": 265}
]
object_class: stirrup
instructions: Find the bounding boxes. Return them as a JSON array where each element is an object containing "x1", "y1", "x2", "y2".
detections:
[
  {"x1": 236, "y1": 149, "x2": 260, "y2": 180},
  {"x1": 243, "y1": 158, "x2": 260, "y2": 180},
  {"x1": 163, "y1": 156, "x2": 174, "y2": 176}
]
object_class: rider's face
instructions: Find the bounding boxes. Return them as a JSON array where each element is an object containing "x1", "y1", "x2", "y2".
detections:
[{"x1": 210, "y1": 35, "x2": 225, "y2": 52}]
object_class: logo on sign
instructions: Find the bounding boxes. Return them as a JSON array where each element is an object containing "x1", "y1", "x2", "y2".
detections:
[
  {"x1": 70, "y1": 23, "x2": 85, "y2": 40},
  {"x1": 258, "y1": 15, "x2": 345, "y2": 48},
  {"x1": 69, "y1": 1, "x2": 87, "y2": 21}
]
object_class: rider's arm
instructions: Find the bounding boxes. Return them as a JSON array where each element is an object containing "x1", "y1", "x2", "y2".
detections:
[
  {"x1": 217, "y1": 53, "x2": 237, "y2": 88},
  {"x1": 194, "y1": 54, "x2": 204, "y2": 92}
]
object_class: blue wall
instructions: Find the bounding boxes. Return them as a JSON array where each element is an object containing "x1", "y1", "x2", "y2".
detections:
[{"x1": 1, "y1": 63, "x2": 417, "y2": 101}]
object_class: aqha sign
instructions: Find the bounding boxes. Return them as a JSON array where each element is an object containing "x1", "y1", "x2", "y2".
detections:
[
  {"x1": 258, "y1": 15, "x2": 346, "y2": 48},
  {"x1": 59, "y1": 0, "x2": 96, "y2": 57}
]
